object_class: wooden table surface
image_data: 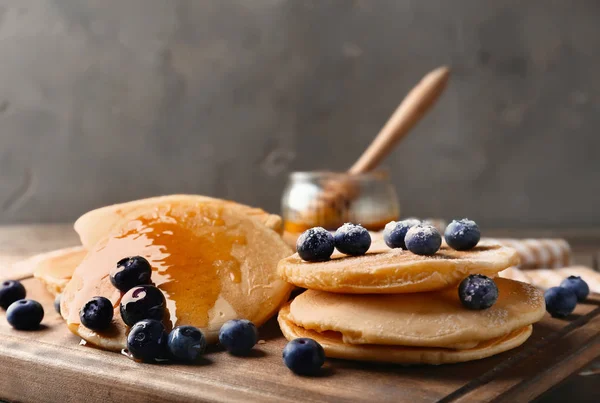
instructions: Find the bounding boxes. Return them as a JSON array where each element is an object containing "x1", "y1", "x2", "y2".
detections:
[{"x1": 0, "y1": 224, "x2": 599, "y2": 403}]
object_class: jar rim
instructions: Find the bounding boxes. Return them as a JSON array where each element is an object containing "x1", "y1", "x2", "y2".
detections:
[{"x1": 290, "y1": 170, "x2": 390, "y2": 182}]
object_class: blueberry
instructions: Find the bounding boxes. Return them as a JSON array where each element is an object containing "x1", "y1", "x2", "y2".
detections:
[
  {"x1": 545, "y1": 287, "x2": 577, "y2": 318},
  {"x1": 127, "y1": 319, "x2": 168, "y2": 362},
  {"x1": 80, "y1": 296, "x2": 114, "y2": 331},
  {"x1": 6, "y1": 299, "x2": 44, "y2": 330},
  {"x1": 218, "y1": 319, "x2": 258, "y2": 355},
  {"x1": 282, "y1": 338, "x2": 325, "y2": 376},
  {"x1": 458, "y1": 274, "x2": 499, "y2": 310},
  {"x1": 444, "y1": 219, "x2": 481, "y2": 251},
  {"x1": 0, "y1": 280, "x2": 26, "y2": 309},
  {"x1": 383, "y1": 219, "x2": 421, "y2": 249},
  {"x1": 333, "y1": 223, "x2": 371, "y2": 256},
  {"x1": 120, "y1": 285, "x2": 166, "y2": 327},
  {"x1": 404, "y1": 224, "x2": 442, "y2": 256},
  {"x1": 296, "y1": 227, "x2": 335, "y2": 262},
  {"x1": 54, "y1": 294, "x2": 62, "y2": 315},
  {"x1": 167, "y1": 325, "x2": 206, "y2": 362},
  {"x1": 560, "y1": 276, "x2": 589, "y2": 302},
  {"x1": 110, "y1": 256, "x2": 152, "y2": 292}
]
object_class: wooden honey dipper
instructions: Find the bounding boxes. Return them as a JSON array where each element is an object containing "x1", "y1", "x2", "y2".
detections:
[{"x1": 299, "y1": 66, "x2": 451, "y2": 230}]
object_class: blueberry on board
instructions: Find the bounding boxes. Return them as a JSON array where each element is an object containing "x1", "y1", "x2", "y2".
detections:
[
  {"x1": 167, "y1": 326, "x2": 207, "y2": 362},
  {"x1": 282, "y1": 338, "x2": 325, "y2": 376},
  {"x1": 296, "y1": 227, "x2": 335, "y2": 262},
  {"x1": 6, "y1": 299, "x2": 44, "y2": 330},
  {"x1": 80, "y1": 296, "x2": 114, "y2": 331},
  {"x1": 444, "y1": 219, "x2": 481, "y2": 251},
  {"x1": 127, "y1": 319, "x2": 168, "y2": 362},
  {"x1": 54, "y1": 294, "x2": 62, "y2": 315},
  {"x1": 218, "y1": 319, "x2": 258, "y2": 355},
  {"x1": 110, "y1": 256, "x2": 152, "y2": 292},
  {"x1": 382, "y1": 219, "x2": 421, "y2": 249},
  {"x1": 333, "y1": 223, "x2": 371, "y2": 256},
  {"x1": 404, "y1": 224, "x2": 442, "y2": 256},
  {"x1": 458, "y1": 274, "x2": 499, "y2": 310},
  {"x1": 545, "y1": 287, "x2": 577, "y2": 318},
  {"x1": 0, "y1": 280, "x2": 26, "y2": 309},
  {"x1": 120, "y1": 285, "x2": 166, "y2": 327},
  {"x1": 560, "y1": 276, "x2": 589, "y2": 302}
]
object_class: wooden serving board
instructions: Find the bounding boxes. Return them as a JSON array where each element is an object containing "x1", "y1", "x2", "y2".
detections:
[{"x1": 0, "y1": 225, "x2": 599, "y2": 403}]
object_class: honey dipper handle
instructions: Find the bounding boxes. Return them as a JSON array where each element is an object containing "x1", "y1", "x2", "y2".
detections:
[{"x1": 348, "y1": 66, "x2": 450, "y2": 174}]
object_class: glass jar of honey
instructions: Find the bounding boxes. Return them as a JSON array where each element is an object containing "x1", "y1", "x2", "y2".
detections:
[{"x1": 281, "y1": 171, "x2": 400, "y2": 237}]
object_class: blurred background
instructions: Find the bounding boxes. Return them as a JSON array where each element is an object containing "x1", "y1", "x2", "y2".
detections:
[{"x1": 1, "y1": 0, "x2": 599, "y2": 228}]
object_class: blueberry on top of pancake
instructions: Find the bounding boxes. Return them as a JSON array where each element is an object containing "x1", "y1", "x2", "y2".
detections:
[{"x1": 334, "y1": 223, "x2": 371, "y2": 256}]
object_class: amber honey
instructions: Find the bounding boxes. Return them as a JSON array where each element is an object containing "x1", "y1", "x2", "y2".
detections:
[
  {"x1": 68, "y1": 204, "x2": 247, "y2": 330},
  {"x1": 284, "y1": 216, "x2": 397, "y2": 234},
  {"x1": 281, "y1": 171, "x2": 400, "y2": 235}
]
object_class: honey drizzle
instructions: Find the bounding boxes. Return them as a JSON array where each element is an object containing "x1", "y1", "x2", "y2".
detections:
[{"x1": 68, "y1": 203, "x2": 246, "y2": 330}]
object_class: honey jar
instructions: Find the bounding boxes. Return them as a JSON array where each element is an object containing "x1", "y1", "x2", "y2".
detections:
[{"x1": 281, "y1": 171, "x2": 400, "y2": 239}]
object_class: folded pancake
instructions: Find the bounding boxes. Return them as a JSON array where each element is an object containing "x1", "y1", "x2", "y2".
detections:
[
  {"x1": 75, "y1": 195, "x2": 283, "y2": 251},
  {"x1": 278, "y1": 239, "x2": 520, "y2": 294},
  {"x1": 20, "y1": 246, "x2": 87, "y2": 296},
  {"x1": 62, "y1": 199, "x2": 293, "y2": 351},
  {"x1": 278, "y1": 304, "x2": 533, "y2": 365},
  {"x1": 27, "y1": 196, "x2": 281, "y2": 300},
  {"x1": 285, "y1": 278, "x2": 545, "y2": 348}
]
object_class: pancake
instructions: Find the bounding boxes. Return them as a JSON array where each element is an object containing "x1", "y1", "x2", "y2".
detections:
[
  {"x1": 75, "y1": 195, "x2": 283, "y2": 250},
  {"x1": 278, "y1": 239, "x2": 520, "y2": 293},
  {"x1": 278, "y1": 304, "x2": 533, "y2": 365},
  {"x1": 20, "y1": 246, "x2": 87, "y2": 296},
  {"x1": 286, "y1": 278, "x2": 544, "y2": 348},
  {"x1": 62, "y1": 199, "x2": 293, "y2": 351},
  {"x1": 27, "y1": 196, "x2": 279, "y2": 297}
]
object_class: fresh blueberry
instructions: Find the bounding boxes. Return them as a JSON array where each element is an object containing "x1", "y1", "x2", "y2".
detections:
[
  {"x1": 54, "y1": 294, "x2": 62, "y2": 315},
  {"x1": 296, "y1": 227, "x2": 335, "y2": 262},
  {"x1": 383, "y1": 219, "x2": 421, "y2": 249},
  {"x1": 127, "y1": 319, "x2": 168, "y2": 362},
  {"x1": 0, "y1": 280, "x2": 26, "y2": 309},
  {"x1": 6, "y1": 299, "x2": 44, "y2": 330},
  {"x1": 167, "y1": 325, "x2": 206, "y2": 362},
  {"x1": 282, "y1": 338, "x2": 325, "y2": 376},
  {"x1": 120, "y1": 285, "x2": 166, "y2": 327},
  {"x1": 110, "y1": 256, "x2": 152, "y2": 292},
  {"x1": 560, "y1": 276, "x2": 589, "y2": 302},
  {"x1": 333, "y1": 223, "x2": 371, "y2": 256},
  {"x1": 444, "y1": 219, "x2": 481, "y2": 251},
  {"x1": 218, "y1": 319, "x2": 258, "y2": 355},
  {"x1": 458, "y1": 274, "x2": 499, "y2": 310},
  {"x1": 404, "y1": 224, "x2": 442, "y2": 256},
  {"x1": 545, "y1": 287, "x2": 577, "y2": 318},
  {"x1": 80, "y1": 296, "x2": 114, "y2": 331}
]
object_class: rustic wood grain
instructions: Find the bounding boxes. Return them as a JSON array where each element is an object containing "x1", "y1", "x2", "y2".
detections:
[{"x1": 0, "y1": 226, "x2": 599, "y2": 403}]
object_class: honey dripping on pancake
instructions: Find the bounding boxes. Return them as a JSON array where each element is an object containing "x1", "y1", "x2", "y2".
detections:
[{"x1": 69, "y1": 203, "x2": 246, "y2": 331}]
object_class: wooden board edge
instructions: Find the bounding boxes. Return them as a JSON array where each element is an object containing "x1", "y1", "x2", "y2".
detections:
[
  {"x1": 440, "y1": 306, "x2": 600, "y2": 402},
  {"x1": 0, "y1": 334, "x2": 289, "y2": 403}
]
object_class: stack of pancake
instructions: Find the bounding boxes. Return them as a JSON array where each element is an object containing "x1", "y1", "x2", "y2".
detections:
[
  {"x1": 277, "y1": 237, "x2": 546, "y2": 365},
  {"x1": 30, "y1": 195, "x2": 294, "y2": 350}
]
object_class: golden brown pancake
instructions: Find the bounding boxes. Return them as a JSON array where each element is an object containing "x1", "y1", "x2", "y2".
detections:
[
  {"x1": 278, "y1": 304, "x2": 533, "y2": 365},
  {"x1": 27, "y1": 196, "x2": 279, "y2": 298},
  {"x1": 278, "y1": 239, "x2": 520, "y2": 293},
  {"x1": 62, "y1": 199, "x2": 293, "y2": 351},
  {"x1": 20, "y1": 246, "x2": 87, "y2": 296},
  {"x1": 285, "y1": 278, "x2": 545, "y2": 348},
  {"x1": 75, "y1": 195, "x2": 283, "y2": 250}
]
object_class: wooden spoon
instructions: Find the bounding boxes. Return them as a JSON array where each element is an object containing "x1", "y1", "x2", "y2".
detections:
[{"x1": 300, "y1": 66, "x2": 451, "y2": 229}]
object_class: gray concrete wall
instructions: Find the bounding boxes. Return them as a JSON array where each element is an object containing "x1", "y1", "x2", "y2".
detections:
[{"x1": 0, "y1": 0, "x2": 599, "y2": 228}]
